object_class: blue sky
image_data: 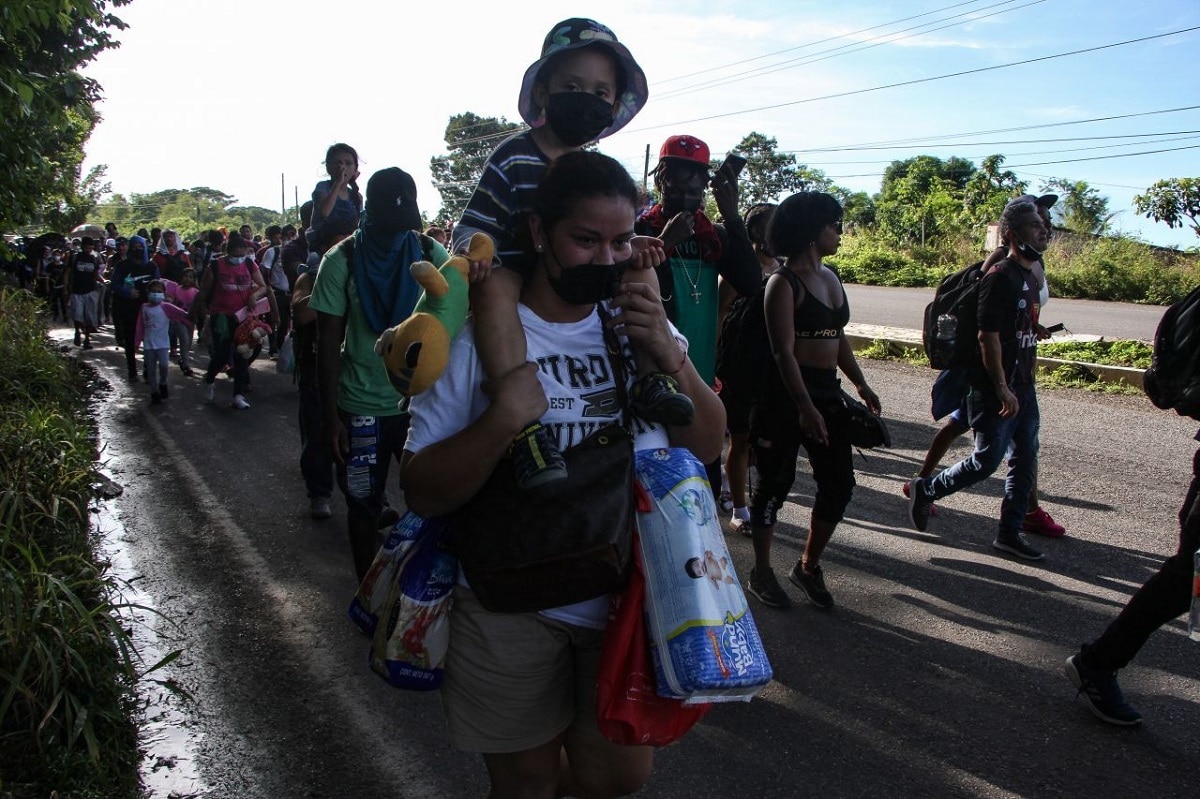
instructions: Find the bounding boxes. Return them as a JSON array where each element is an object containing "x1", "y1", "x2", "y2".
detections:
[{"x1": 82, "y1": 0, "x2": 1200, "y2": 247}]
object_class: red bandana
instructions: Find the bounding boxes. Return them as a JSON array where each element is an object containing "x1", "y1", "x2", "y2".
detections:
[{"x1": 639, "y1": 205, "x2": 723, "y2": 263}]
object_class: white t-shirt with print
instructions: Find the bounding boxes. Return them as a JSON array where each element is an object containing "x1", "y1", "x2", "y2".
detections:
[{"x1": 406, "y1": 301, "x2": 684, "y2": 629}]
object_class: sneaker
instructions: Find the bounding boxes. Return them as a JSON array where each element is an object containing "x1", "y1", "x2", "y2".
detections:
[
  {"x1": 73, "y1": 331, "x2": 81, "y2": 346},
  {"x1": 1064, "y1": 654, "x2": 1142, "y2": 726},
  {"x1": 310, "y1": 496, "x2": 333, "y2": 520},
  {"x1": 746, "y1": 567, "x2": 791, "y2": 609},
  {"x1": 159, "y1": 384, "x2": 169, "y2": 400},
  {"x1": 907, "y1": 477, "x2": 934, "y2": 532},
  {"x1": 729, "y1": 515, "x2": 750, "y2": 536},
  {"x1": 1024, "y1": 507, "x2": 1066, "y2": 538},
  {"x1": 203, "y1": 382, "x2": 215, "y2": 403},
  {"x1": 901, "y1": 480, "x2": 938, "y2": 515},
  {"x1": 82, "y1": 338, "x2": 92, "y2": 350},
  {"x1": 230, "y1": 394, "x2": 250, "y2": 410},
  {"x1": 788, "y1": 561, "x2": 834, "y2": 608},
  {"x1": 629, "y1": 372, "x2": 695, "y2": 426},
  {"x1": 992, "y1": 531, "x2": 1044, "y2": 560},
  {"x1": 509, "y1": 422, "x2": 567, "y2": 491}
]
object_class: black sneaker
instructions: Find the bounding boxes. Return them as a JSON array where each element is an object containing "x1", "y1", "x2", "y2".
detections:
[
  {"x1": 510, "y1": 422, "x2": 568, "y2": 491},
  {"x1": 992, "y1": 531, "x2": 1044, "y2": 560},
  {"x1": 73, "y1": 331, "x2": 81, "y2": 346},
  {"x1": 907, "y1": 477, "x2": 934, "y2": 532},
  {"x1": 788, "y1": 561, "x2": 834, "y2": 608},
  {"x1": 1064, "y1": 654, "x2": 1142, "y2": 726},
  {"x1": 746, "y1": 566, "x2": 791, "y2": 609},
  {"x1": 82, "y1": 337, "x2": 92, "y2": 350},
  {"x1": 159, "y1": 384, "x2": 169, "y2": 400},
  {"x1": 630, "y1": 372, "x2": 695, "y2": 426}
]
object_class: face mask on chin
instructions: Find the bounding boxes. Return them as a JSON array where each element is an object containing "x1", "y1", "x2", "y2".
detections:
[
  {"x1": 1015, "y1": 237, "x2": 1044, "y2": 260},
  {"x1": 544, "y1": 245, "x2": 630, "y2": 306},
  {"x1": 544, "y1": 92, "x2": 615, "y2": 147}
]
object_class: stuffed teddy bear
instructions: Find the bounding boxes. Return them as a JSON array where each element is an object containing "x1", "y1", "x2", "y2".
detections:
[
  {"x1": 234, "y1": 317, "x2": 272, "y2": 361},
  {"x1": 375, "y1": 232, "x2": 495, "y2": 398}
]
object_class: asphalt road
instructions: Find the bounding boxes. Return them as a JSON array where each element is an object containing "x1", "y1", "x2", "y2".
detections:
[
  {"x1": 76, "y1": 313, "x2": 1199, "y2": 799},
  {"x1": 844, "y1": 284, "x2": 1166, "y2": 342}
]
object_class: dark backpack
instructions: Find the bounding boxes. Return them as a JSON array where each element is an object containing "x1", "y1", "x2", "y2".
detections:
[
  {"x1": 1143, "y1": 284, "x2": 1200, "y2": 420},
  {"x1": 922, "y1": 260, "x2": 985, "y2": 370},
  {"x1": 716, "y1": 266, "x2": 800, "y2": 394}
]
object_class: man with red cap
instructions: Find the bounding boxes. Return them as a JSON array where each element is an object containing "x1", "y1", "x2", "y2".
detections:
[{"x1": 636, "y1": 135, "x2": 761, "y2": 494}]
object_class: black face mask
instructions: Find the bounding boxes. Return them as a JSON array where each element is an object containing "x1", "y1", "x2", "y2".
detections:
[
  {"x1": 545, "y1": 92, "x2": 615, "y2": 147},
  {"x1": 545, "y1": 247, "x2": 630, "y2": 306}
]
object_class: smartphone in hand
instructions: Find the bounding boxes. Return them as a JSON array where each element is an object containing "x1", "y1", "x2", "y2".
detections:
[{"x1": 716, "y1": 153, "x2": 747, "y2": 181}]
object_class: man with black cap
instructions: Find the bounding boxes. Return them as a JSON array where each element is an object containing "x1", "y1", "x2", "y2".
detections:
[
  {"x1": 636, "y1": 134, "x2": 761, "y2": 495},
  {"x1": 907, "y1": 199, "x2": 1053, "y2": 560},
  {"x1": 310, "y1": 167, "x2": 448, "y2": 581}
]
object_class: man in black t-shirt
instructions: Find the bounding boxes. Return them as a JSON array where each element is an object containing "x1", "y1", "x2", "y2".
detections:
[
  {"x1": 907, "y1": 201, "x2": 1051, "y2": 560},
  {"x1": 64, "y1": 237, "x2": 106, "y2": 348}
]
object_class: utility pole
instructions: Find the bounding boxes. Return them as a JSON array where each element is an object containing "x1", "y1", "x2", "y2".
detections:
[
  {"x1": 642, "y1": 143, "x2": 650, "y2": 193},
  {"x1": 280, "y1": 173, "x2": 286, "y2": 223}
]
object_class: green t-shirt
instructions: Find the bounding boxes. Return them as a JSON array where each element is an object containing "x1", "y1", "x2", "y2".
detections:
[
  {"x1": 666, "y1": 241, "x2": 720, "y2": 386},
  {"x1": 308, "y1": 237, "x2": 450, "y2": 417}
]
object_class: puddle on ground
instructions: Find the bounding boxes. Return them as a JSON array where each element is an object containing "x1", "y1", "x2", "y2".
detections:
[{"x1": 97, "y1": 492, "x2": 207, "y2": 798}]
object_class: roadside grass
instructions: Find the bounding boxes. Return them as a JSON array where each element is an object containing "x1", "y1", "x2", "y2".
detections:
[
  {"x1": 0, "y1": 287, "x2": 147, "y2": 798},
  {"x1": 853, "y1": 336, "x2": 1146, "y2": 395}
]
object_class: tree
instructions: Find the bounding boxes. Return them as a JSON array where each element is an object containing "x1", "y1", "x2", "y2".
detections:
[
  {"x1": 0, "y1": 1, "x2": 129, "y2": 232},
  {"x1": 962, "y1": 155, "x2": 1026, "y2": 230},
  {"x1": 723, "y1": 132, "x2": 832, "y2": 207},
  {"x1": 430, "y1": 112, "x2": 524, "y2": 223},
  {"x1": 1040, "y1": 178, "x2": 1113, "y2": 235},
  {"x1": 1134, "y1": 178, "x2": 1200, "y2": 238},
  {"x1": 875, "y1": 156, "x2": 977, "y2": 245}
]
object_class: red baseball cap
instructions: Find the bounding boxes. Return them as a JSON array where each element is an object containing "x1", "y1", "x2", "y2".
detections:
[{"x1": 657, "y1": 135, "x2": 710, "y2": 168}]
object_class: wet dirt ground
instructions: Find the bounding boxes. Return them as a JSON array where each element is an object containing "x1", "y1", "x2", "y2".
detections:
[{"x1": 66, "y1": 319, "x2": 1200, "y2": 799}]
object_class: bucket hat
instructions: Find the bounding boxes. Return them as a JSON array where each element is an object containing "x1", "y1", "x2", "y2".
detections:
[{"x1": 518, "y1": 18, "x2": 648, "y2": 139}]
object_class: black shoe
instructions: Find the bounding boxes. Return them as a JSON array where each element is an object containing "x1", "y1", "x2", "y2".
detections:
[
  {"x1": 73, "y1": 331, "x2": 81, "y2": 346},
  {"x1": 992, "y1": 531, "x2": 1044, "y2": 561},
  {"x1": 746, "y1": 567, "x2": 791, "y2": 608},
  {"x1": 907, "y1": 477, "x2": 934, "y2": 532},
  {"x1": 630, "y1": 372, "x2": 695, "y2": 426},
  {"x1": 150, "y1": 392, "x2": 163, "y2": 405},
  {"x1": 510, "y1": 422, "x2": 567, "y2": 491},
  {"x1": 788, "y1": 561, "x2": 834, "y2": 608},
  {"x1": 82, "y1": 338, "x2": 92, "y2": 350},
  {"x1": 181, "y1": 367, "x2": 194, "y2": 377},
  {"x1": 1064, "y1": 654, "x2": 1142, "y2": 726},
  {"x1": 159, "y1": 384, "x2": 169, "y2": 400}
]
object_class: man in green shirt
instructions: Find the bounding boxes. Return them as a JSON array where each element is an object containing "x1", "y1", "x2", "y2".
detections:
[{"x1": 310, "y1": 167, "x2": 448, "y2": 581}]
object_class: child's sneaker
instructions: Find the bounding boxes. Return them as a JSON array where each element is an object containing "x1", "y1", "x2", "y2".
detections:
[
  {"x1": 510, "y1": 422, "x2": 567, "y2": 491},
  {"x1": 630, "y1": 372, "x2": 694, "y2": 426},
  {"x1": 230, "y1": 394, "x2": 250, "y2": 410}
]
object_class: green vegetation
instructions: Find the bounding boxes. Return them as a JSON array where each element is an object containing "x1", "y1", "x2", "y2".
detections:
[
  {"x1": 0, "y1": 287, "x2": 147, "y2": 798},
  {"x1": 1038, "y1": 339, "x2": 1152, "y2": 368}
]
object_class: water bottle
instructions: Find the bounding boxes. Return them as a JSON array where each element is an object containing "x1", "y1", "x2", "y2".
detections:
[
  {"x1": 935, "y1": 313, "x2": 957, "y2": 365},
  {"x1": 1189, "y1": 548, "x2": 1200, "y2": 641}
]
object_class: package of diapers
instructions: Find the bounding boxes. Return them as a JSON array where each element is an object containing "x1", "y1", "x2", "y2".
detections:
[
  {"x1": 635, "y1": 448, "x2": 773, "y2": 704},
  {"x1": 348, "y1": 510, "x2": 429, "y2": 636}
]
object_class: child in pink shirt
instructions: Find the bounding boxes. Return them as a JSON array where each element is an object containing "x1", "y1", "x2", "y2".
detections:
[{"x1": 164, "y1": 269, "x2": 200, "y2": 376}]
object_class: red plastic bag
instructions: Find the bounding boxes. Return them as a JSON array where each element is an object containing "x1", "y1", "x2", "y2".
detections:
[{"x1": 596, "y1": 529, "x2": 710, "y2": 747}]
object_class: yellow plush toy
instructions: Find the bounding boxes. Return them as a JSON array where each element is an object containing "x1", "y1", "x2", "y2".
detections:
[{"x1": 374, "y1": 232, "x2": 495, "y2": 398}]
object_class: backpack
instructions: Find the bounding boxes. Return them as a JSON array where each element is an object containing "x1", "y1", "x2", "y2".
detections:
[
  {"x1": 715, "y1": 266, "x2": 800, "y2": 395},
  {"x1": 1143, "y1": 284, "x2": 1200, "y2": 420},
  {"x1": 922, "y1": 261, "x2": 985, "y2": 370}
]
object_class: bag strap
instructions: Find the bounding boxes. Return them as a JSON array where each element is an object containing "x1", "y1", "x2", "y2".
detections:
[{"x1": 596, "y1": 304, "x2": 631, "y2": 433}]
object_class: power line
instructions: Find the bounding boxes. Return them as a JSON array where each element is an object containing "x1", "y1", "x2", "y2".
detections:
[
  {"x1": 632, "y1": 26, "x2": 1200, "y2": 131},
  {"x1": 786, "y1": 129, "x2": 1200, "y2": 157},
  {"x1": 658, "y1": 0, "x2": 1043, "y2": 100},
  {"x1": 657, "y1": 0, "x2": 1003, "y2": 84}
]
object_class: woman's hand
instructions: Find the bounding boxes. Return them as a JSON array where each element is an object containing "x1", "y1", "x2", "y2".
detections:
[
  {"x1": 607, "y1": 283, "x2": 680, "y2": 372},
  {"x1": 798, "y1": 400, "x2": 828, "y2": 446},
  {"x1": 857, "y1": 383, "x2": 881, "y2": 415},
  {"x1": 630, "y1": 236, "x2": 666, "y2": 271}
]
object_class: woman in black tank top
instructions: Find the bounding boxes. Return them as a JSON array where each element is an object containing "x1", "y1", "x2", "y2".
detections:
[{"x1": 743, "y1": 192, "x2": 882, "y2": 611}]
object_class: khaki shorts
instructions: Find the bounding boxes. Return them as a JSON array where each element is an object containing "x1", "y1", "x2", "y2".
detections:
[{"x1": 441, "y1": 587, "x2": 606, "y2": 753}]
